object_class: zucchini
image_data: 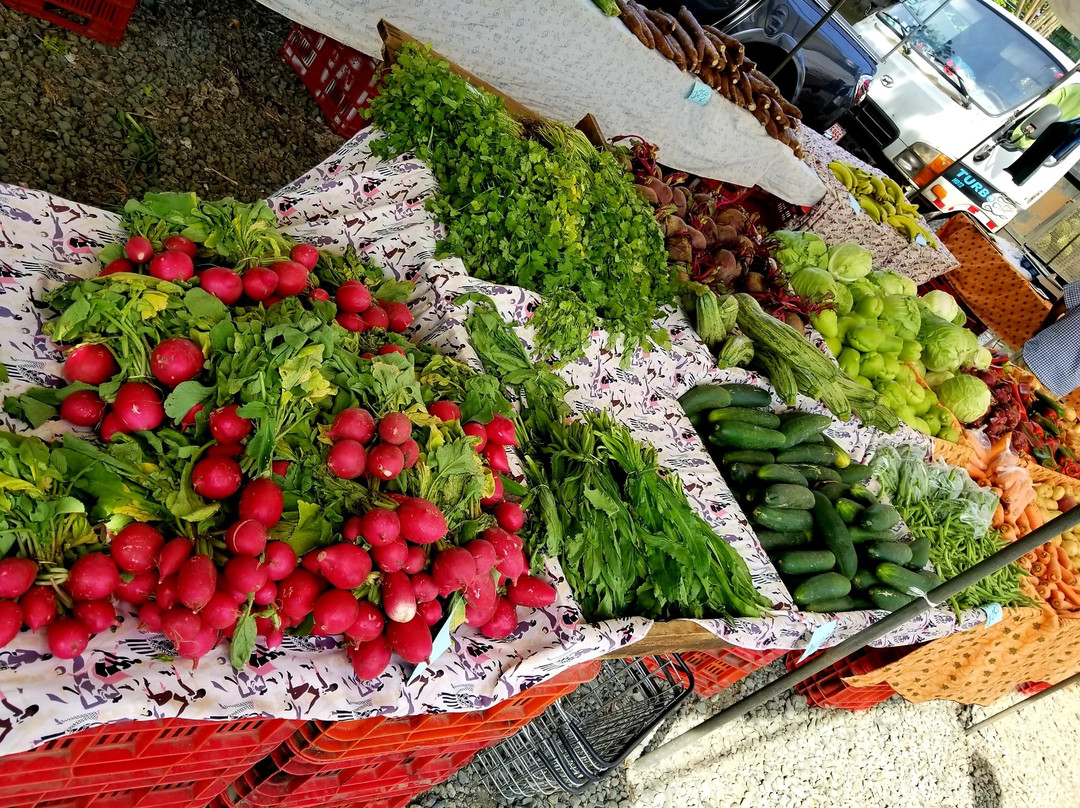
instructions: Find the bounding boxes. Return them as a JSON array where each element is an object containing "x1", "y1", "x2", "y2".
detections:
[
  {"x1": 848, "y1": 526, "x2": 897, "y2": 544},
  {"x1": 752, "y1": 506, "x2": 813, "y2": 532},
  {"x1": 876, "y1": 563, "x2": 935, "y2": 596},
  {"x1": 847, "y1": 482, "x2": 878, "y2": 506},
  {"x1": 716, "y1": 383, "x2": 772, "y2": 408},
  {"x1": 776, "y1": 445, "x2": 840, "y2": 466},
  {"x1": 837, "y1": 463, "x2": 872, "y2": 484},
  {"x1": 851, "y1": 568, "x2": 880, "y2": 591},
  {"x1": 679, "y1": 385, "x2": 733, "y2": 417},
  {"x1": 763, "y1": 484, "x2": 816, "y2": 510},
  {"x1": 819, "y1": 482, "x2": 849, "y2": 502},
  {"x1": 805, "y1": 596, "x2": 857, "y2": 613},
  {"x1": 793, "y1": 572, "x2": 852, "y2": 605},
  {"x1": 868, "y1": 585, "x2": 914, "y2": 612},
  {"x1": 709, "y1": 422, "x2": 787, "y2": 450},
  {"x1": 777, "y1": 550, "x2": 836, "y2": 575},
  {"x1": 812, "y1": 491, "x2": 857, "y2": 579},
  {"x1": 788, "y1": 463, "x2": 842, "y2": 483},
  {"x1": 757, "y1": 464, "x2": 809, "y2": 486},
  {"x1": 860, "y1": 503, "x2": 901, "y2": 532},
  {"x1": 707, "y1": 407, "x2": 781, "y2": 428},
  {"x1": 756, "y1": 529, "x2": 813, "y2": 552},
  {"x1": 778, "y1": 413, "x2": 832, "y2": 449},
  {"x1": 907, "y1": 535, "x2": 931, "y2": 569},
  {"x1": 726, "y1": 462, "x2": 762, "y2": 485},
  {"x1": 866, "y1": 541, "x2": 914, "y2": 566},
  {"x1": 821, "y1": 435, "x2": 851, "y2": 468},
  {"x1": 834, "y1": 498, "x2": 864, "y2": 525},
  {"x1": 721, "y1": 449, "x2": 776, "y2": 466}
]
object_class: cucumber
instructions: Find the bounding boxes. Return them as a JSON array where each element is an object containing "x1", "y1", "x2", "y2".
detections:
[
  {"x1": 848, "y1": 526, "x2": 897, "y2": 544},
  {"x1": 819, "y1": 482, "x2": 850, "y2": 502},
  {"x1": 838, "y1": 463, "x2": 872, "y2": 484},
  {"x1": 756, "y1": 529, "x2": 813, "y2": 552},
  {"x1": 726, "y1": 462, "x2": 762, "y2": 486},
  {"x1": 803, "y1": 433, "x2": 826, "y2": 443},
  {"x1": 812, "y1": 491, "x2": 857, "y2": 579},
  {"x1": 907, "y1": 535, "x2": 931, "y2": 569},
  {"x1": 788, "y1": 463, "x2": 842, "y2": 483},
  {"x1": 860, "y1": 503, "x2": 901, "y2": 532},
  {"x1": 777, "y1": 410, "x2": 808, "y2": 423},
  {"x1": 710, "y1": 422, "x2": 787, "y2": 450},
  {"x1": 716, "y1": 383, "x2": 772, "y2": 408},
  {"x1": 847, "y1": 483, "x2": 878, "y2": 506},
  {"x1": 835, "y1": 498, "x2": 864, "y2": 525},
  {"x1": 866, "y1": 541, "x2": 914, "y2": 566},
  {"x1": 793, "y1": 572, "x2": 852, "y2": 605},
  {"x1": 778, "y1": 413, "x2": 832, "y2": 449},
  {"x1": 776, "y1": 445, "x2": 840, "y2": 466},
  {"x1": 757, "y1": 464, "x2": 809, "y2": 486},
  {"x1": 688, "y1": 410, "x2": 709, "y2": 431},
  {"x1": 868, "y1": 585, "x2": 914, "y2": 612},
  {"x1": 679, "y1": 385, "x2": 733, "y2": 417},
  {"x1": 805, "y1": 596, "x2": 856, "y2": 613},
  {"x1": 708, "y1": 407, "x2": 781, "y2": 428},
  {"x1": 752, "y1": 506, "x2": 813, "y2": 532},
  {"x1": 876, "y1": 563, "x2": 935, "y2": 596},
  {"x1": 821, "y1": 435, "x2": 851, "y2": 468},
  {"x1": 851, "y1": 568, "x2": 880, "y2": 591},
  {"x1": 777, "y1": 549, "x2": 836, "y2": 575},
  {"x1": 763, "y1": 484, "x2": 816, "y2": 510},
  {"x1": 849, "y1": 598, "x2": 875, "y2": 610},
  {"x1": 721, "y1": 450, "x2": 776, "y2": 466}
]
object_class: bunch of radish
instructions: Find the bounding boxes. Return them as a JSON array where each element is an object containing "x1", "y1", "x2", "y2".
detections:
[
  {"x1": 332, "y1": 280, "x2": 414, "y2": 335},
  {"x1": 428, "y1": 402, "x2": 518, "y2": 508},
  {"x1": 324, "y1": 407, "x2": 420, "y2": 482}
]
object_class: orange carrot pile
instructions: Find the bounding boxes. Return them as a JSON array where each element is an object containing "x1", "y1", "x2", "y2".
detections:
[
  {"x1": 959, "y1": 435, "x2": 1040, "y2": 542},
  {"x1": 1018, "y1": 541, "x2": 1080, "y2": 614}
]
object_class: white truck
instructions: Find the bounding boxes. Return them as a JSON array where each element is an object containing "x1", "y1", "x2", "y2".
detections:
[{"x1": 843, "y1": 0, "x2": 1079, "y2": 233}]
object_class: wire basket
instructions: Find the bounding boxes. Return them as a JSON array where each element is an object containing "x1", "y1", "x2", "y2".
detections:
[{"x1": 474, "y1": 655, "x2": 693, "y2": 802}]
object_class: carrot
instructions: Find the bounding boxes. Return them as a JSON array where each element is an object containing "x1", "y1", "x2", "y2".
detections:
[
  {"x1": 1015, "y1": 511, "x2": 1030, "y2": 534},
  {"x1": 993, "y1": 502, "x2": 1006, "y2": 526},
  {"x1": 1057, "y1": 545, "x2": 1074, "y2": 569},
  {"x1": 1037, "y1": 583, "x2": 1053, "y2": 599},
  {"x1": 1018, "y1": 557, "x2": 1034, "y2": 571},
  {"x1": 1032, "y1": 562, "x2": 1046, "y2": 577},
  {"x1": 1055, "y1": 581, "x2": 1080, "y2": 607},
  {"x1": 1025, "y1": 503, "x2": 1044, "y2": 530}
]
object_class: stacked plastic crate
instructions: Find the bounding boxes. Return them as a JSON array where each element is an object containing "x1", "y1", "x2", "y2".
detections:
[
  {"x1": 785, "y1": 645, "x2": 916, "y2": 711},
  {"x1": 2, "y1": 0, "x2": 138, "y2": 47}
]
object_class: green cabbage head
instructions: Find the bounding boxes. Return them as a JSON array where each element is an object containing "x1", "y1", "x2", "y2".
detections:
[
  {"x1": 918, "y1": 313, "x2": 979, "y2": 373},
  {"x1": 870, "y1": 270, "x2": 917, "y2": 297},
  {"x1": 790, "y1": 267, "x2": 837, "y2": 301},
  {"x1": 920, "y1": 289, "x2": 961, "y2": 323},
  {"x1": 881, "y1": 295, "x2": 922, "y2": 341},
  {"x1": 935, "y1": 374, "x2": 992, "y2": 423},
  {"x1": 828, "y1": 243, "x2": 873, "y2": 282}
]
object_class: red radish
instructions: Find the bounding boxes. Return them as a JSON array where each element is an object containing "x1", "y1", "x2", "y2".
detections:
[
  {"x1": 327, "y1": 440, "x2": 367, "y2": 479},
  {"x1": 428, "y1": 401, "x2": 462, "y2": 422},
  {"x1": 328, "y1": 408, "x2": 376, "y2": 444},
  {"x1": 114, "y1": 571, "x2": 155, "y2": 605},
  {"x1": 100, "y1": 257, "x2": 134, "y2": 276},
  {"x1": 48, "y1": 617, "x2": 90, "y2": 659},
  {"x1": 507, "y1": 576, "x2": 557, "y2": 608},
  {"x1": 60, "y1": 390, "x2": 106, "y2": 426},
  {"x1": 0, "y1": 558, "x2": 38, "y2": 599},
  {"x1": 99, "y1": 411, "x2": 127, "y2": 443},
  {"x1": 386, "y1": 615, "x2": 432, "y2": 664},
  {"x1": 21, "y1": 586, "x2": 57, "y2": 630},
  {"x1": 181, "y1": 403, "x2": 204, "y2": 429},
  {"x1": 139, "y1": 602, "x2": 163, "y2": 632},
  {"x1": 343, "y1": 515, "x2": 364, "y2": 542},
  {"x1": 263, "y1": 625, "x2": 285, "y2": 650},
  {"x1": 161, "y1": 607, "x2": 202, "y2": 649},
  {"x1": 432, "y1": 548, "x2": 477, "y2": 597},
  {"x1": 463, "y1": 421, "x2": 488, "y2": 450},
  {"x1": 113, "y1": 382, "x2": 164, "y2": 432},
  {"x1": 64, "y1": 343, "x2": 118, "y2": 384},
  {"x1": 278, "y1": 569, "x2": 323, "y2": 620},
  {"x1": 66, "y1": 553, "x2": 119, "y2": 601},
  {"x1": 465, "y1": 540, "x2": 497, "y2": 573},
  {"x1": 253, "y1": 580, "x2": 277, "y2": 606},
  {"x1": 300, "y1": 553, "x2": 321, "y2": 574},
  {"x1": 290, "y1": 243, "x2": 319, "y2": 270},
  {"x1": 348, "y1": 635, "x2": 392, "y2": 680},
  {"x1": 360, "y1": 353, "x2": 375, "y2": 360},
  {"x1": 417, "y1": 599, "x2": 442, "y2": 627},
  {"x1": 396, "y1": 498, "x2": 447, "y2": 544},
  {"x1": 111, "y1": 523, "x2": 164, "y2": 574},
  {"x1": 206, "y1": 442, "x2": 244, "y2": 458},
  {"x1": 494, "y1": 502, "x2": 526, "y2": 533},
  {"x1": 180, "y1": 623, "x2": 221, "y2": 661},
  {"x1": 381, "y1": 571, "x2": 416, "y2": 624},
  {"x1": 484, "y1": 528, "x2": 525, "y2": 581},
  {"x1": 357, "y1": 508, "x2": 400, "y2": 547},
  {"x1": 155, "y1": 576, "x2": 179, "y2": 610},
  {"x1": 149, "y1": 250, "x2": 194, "y2": 282},
  {"x1": 480, "y1": 598, "x2": 518, "y2": 639},
  {"x1": 177, "y1": 555, "x2": 217, "y2": 612},
  {"x1": 192, "y1": 456, "x2": 242, "y2": 499},
  {"x1": 383, "y1": 301, "x2": 413, "y2": 333},
  {"x1": 150, "y1": 338, "x2": 203, "y2": 387},
  {"x1": 157, "y1": 537, "x2": 194, "y2": 580},
  {"x1": 400, "y1": 438, "x2": 420, "y2": 469},
  {"x1": 125, "y1": 236, "x2": 153, "y2": 263},
  {"x1": 378, "y1": 412, "x2": 412, "y2": 445},
  {"x1": 362, "y1": 306, "x2": 390, "y2": 330},
  {"x1": 209, "y1": 405, "x2": 252, "y2": 443},
  {"x1": 199, "y1": 267, "x2": 244, "y2": 304},
  {"x1": 309, "y1": 288, "x2": 331, "y2": 303},
  {"x1": 335, "y1": 312, "x2": 365, "y2": 332},
  {"x1": 410, "y1": 573, "x2": 438, "y2": 604},
  {"x1": 372, "y1": 540, "x2": 408, "y2": 573},
  {"x1": 486, "y1": 414, "x2": 518, "y2": 447},
  {"x1": 239, "y1": 478, "x2": 284, "y2": 527},
  {"x1": 0, "y1": 602, "x2": 22, "y2": 648},
  {"x1": 264, "y1": 542, "x2": 297, "y2": 581},
  {"x1": 271, "y1": 460, "x2": 291, "y2": 477},
  {"x1": 313, "y1": 589, "x2": 361, "y2": 635},
  {"x1": 201, "y1": 591, "x2": 241, "y2": 631},
  {"x1": 465, "y1": 572, "x2": 497, "y2": 614},
  {"x1": 344, "y1": 601, "x2": 385, "y2": 643},
  {"x1": 224, "y1": 556, "x2": 268, "y2": 595},
  {"x1": 336, "y1": 281, "x2": 371, "y2": 313},
  {"x1": 73, "y1": 599, "x2": 116, "y2": 633},
  {"x1": 225, "y1": 520, "x2": 268, "y2": 557},
  {"x1": 377, "y1": 344, "x2": 406, "y2": 357},
  {"x1": 480, "y1": 475, "x2": 505, "y2": 507},
  {"x1": 163, "y1": 234, "x2": 198, "y2": 257},
  {"x1": 271, "y1": 261, "x2": 309, "y2": 296},
  {"x1": 366, "y1": 444, "x2": 404, "y2": 481},
  {"x1": 482, "y1": 443, "x2": 510, "y2": 474},
  {"x1": 317, "y1": 543, "x2": 372, "y2": 589},
  {"x1": 401, "y1": 546, "x2": 426, "y2": 575},
  {"x1": 243, "y1": 266, "x2": 278, "y2": 301}
]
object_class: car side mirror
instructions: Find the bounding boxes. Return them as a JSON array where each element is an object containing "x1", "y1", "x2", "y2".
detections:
[{"x1": 1021, "y1": 104, "x2": 1062, "y2": 141}]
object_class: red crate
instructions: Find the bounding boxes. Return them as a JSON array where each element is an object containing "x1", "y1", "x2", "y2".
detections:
[
  {"x1": 1017, "y1": 681, "x2": 1051, "y2": 696},
  {"x1": 2, "y1": 0, "x2": 137, "y2": 47},
  {"x1": 785, "y1": 646, "x2": 915, "y2": 711},
  {"x1": 280, "y1": 24, "x2": 382, "y2": 138},
  {"x1": 643, "y1": 644, "x2": 784, "y2": 698}
]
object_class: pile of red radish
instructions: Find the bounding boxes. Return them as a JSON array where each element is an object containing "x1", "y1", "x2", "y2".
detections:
[
  {"x1": 332, "y1": 279, "x2": 414, "y2": 335},
  {"x1": 324, "y1": 407, "x2": 420, "y2": 482}
]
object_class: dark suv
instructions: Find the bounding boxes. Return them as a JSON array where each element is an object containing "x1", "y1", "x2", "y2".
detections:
[{"x1": 658, "y1": 0, "x2": 878, "y2": 131}]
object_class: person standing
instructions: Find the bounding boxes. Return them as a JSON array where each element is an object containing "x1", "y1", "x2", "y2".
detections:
[{"x1": 1023, "y1": 280, "x2": 1080, "y2": 397}]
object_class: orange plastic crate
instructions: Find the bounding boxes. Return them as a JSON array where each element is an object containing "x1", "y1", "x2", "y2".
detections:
[
  {"x1": 785, "y1": 646, "x2": 914, "y2": 711},
  {"x1": 2, "y1": 0, "x2": 137, "y2": 47},
  {"x1": 644, "y1": 644, "x2": 784, "y2": 698}
]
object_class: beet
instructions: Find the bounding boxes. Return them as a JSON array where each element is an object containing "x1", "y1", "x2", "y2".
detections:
[
  {"x1": 348, "y1": 634, "x2": 392, "y2": 680},
  {"x1": 21, "y1": 586, "x2": 57, "y2": 631},
  {"x1": 48, "y1": 617, "x2": 91, "y2": 659},
  {"x1": 290, "y1": 243, "x2": 319, "y2": 270},
  {"x1": 209, "y1": 405, "x2": 252, "y2": 443},
  {"x1": 336, "y1": 280, "x2": 372, "y2": 313},
  {"x1": 263, "y1": 541, "x2": 298, "y2": 581},
  {"x1": 60, "y1": 390, "x2": 106, "y2": 426},
  {"x1": 148, "y1": 250, "x2": 195, "y2": 282},
  {"x1": 396, "y1": 497, "x2": 448, "y2": 544},
  {"x1": 378, "y1": 412, "x2": 412, "y2": 445},
  {"x1": 344, "y1": 600, "x2": 385, "y2": 643},
  {"x1": 150, "y1": 338, "x2": 204, "y2": 387},
  {"x1": 381, "y1": 571, "x2": 416, "y2": 624},
  {"x1": 357, "y1": 508, "x2": 400, "y2": 547},
  {"x1": 199, "y1": 267, "x2": 244, "y2": 305},
  {"x1": 427, "y1": 400, "x2": 461, "y2": 422},
  {"x1": 327, "y1": 439, "x2": 367, "y2": 479},
  {"x1": 192, "y1": 456, "x2": 242, "y2": 499},
  {"x1": 313, "y1": 589, "x2": 361, "y2": 636},
  {"x1": 366, "y1": 443, "x2": 404, "y2": 481},
  {"x1": 328, "y1": 408, "x2": 376, "y2": 444},
  {"x1": 65, "y1": 553, "x2": 120, "y2": 601},
  {"x1": 238, "y1": 478, "x2": 284, "y2": 527},
  {"x1": 386, "y1": 615, "x2": 433, "y2": 664},
  {"x1": 111, "y1": 522, "x2": 164, "y2": 574},
  {"x1": 0, "y1": 558, "x2": 38, "y2": 599}
]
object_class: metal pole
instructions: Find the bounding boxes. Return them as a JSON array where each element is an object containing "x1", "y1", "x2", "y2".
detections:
[
  {"x1": 635, "y1": 506, "x2": 1080, "y2": 770},
  {"x1": 769, "y1": 0, "x2": 850, "y2": 80},
  {"x1": 966, "y1": 670, "x2": 1080, "y2": 733}
]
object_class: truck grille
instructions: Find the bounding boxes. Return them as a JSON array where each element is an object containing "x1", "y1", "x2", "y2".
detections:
[{"x1": 849, "y1": 100, "x2": 899, "y2": 150}]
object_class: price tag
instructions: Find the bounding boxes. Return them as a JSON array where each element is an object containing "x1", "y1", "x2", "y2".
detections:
[
  {"x1": 686, "y1": 80, "x2": 712, "y2": 106},
  {"x1": 982, "y1": 602, "x2": 1003, "y2": 628},
  {"x1": 848, "y1": 193, "x2": 862, "y2": 214},
  {"x1": 407, "y1": 595, "x2": 466, "y2": 684},
  {"x1": 797, "y1": 619, "x2": 837, "y2": 664},
  {"x1": 915, "y1": 233, "x2": 929, "y2": 246}
]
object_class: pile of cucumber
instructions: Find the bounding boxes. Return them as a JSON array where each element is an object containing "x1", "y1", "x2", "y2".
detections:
[{"x1": 680, "y1": 383, "x2": 943, "y2": 613}]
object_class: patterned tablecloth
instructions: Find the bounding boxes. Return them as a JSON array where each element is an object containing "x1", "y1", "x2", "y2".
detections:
[{"x1": 0, "y1": 128, "x2": 988, "y2": 754}]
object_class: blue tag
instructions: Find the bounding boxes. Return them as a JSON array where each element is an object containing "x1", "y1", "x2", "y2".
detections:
[
  {"x1": 915, "y1": 233, "x2": 929, "y2": 246},
  {"x1": 686, "y1": 81, "x2": 711, "y2": 105},
  {"x1": 848, "y1": 193, "x2": 862, "y2": 214},
  {"x1": 983, "y1": 602, "x2": 1003, "y2": 628},
  {"x1": 797, "y1": 619, "x2": 838, "y2": 663},
  {"x1": 407, "y1": 595, "x2": 466, "y2": 684}
]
